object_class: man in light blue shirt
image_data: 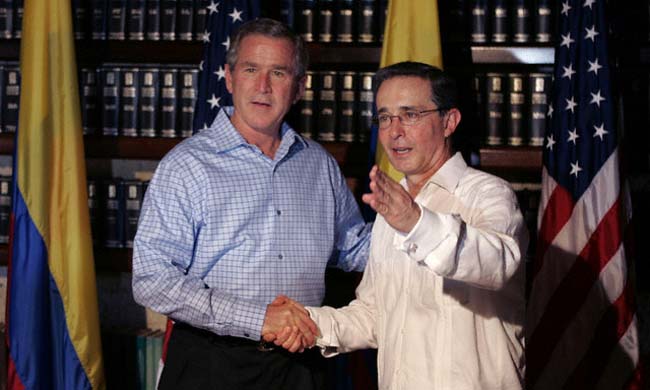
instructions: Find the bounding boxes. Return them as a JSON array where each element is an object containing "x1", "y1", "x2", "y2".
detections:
[{"x1": 132, "y1": 18, "x2": 370, "y2": 390}]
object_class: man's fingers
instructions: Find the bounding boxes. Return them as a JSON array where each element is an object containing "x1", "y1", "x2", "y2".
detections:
[
  {"x1": 262, "y1": 332, "x2": 276, "y2": 342},
  {"x1": 273, "y1": 326, "x2": 293, "y2": 346}
]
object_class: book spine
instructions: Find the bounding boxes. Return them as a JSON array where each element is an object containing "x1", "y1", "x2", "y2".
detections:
[
  {"x1": 336, "y1": 0, "x2": 354, "y2": 43},
  {"x1": 356, "y1": 0, "x2": 376, "y2": 43},
  {"x1": 139, "y1": 68, "x2": 159, "y2": 137},
  {"x1": 72, "y1": 0, "x2": 87, "y2": 40},
  {"x1": 123, "y1": 180, "x2": 143, "y2": 248},
  {"x1": 472, "y1": 72, "x2": 486, "y2": 138},
  {"x1": 296, "y1": 0, "x2": 315, "y2": 42},
  {"x1": 512, "y1": 0, "x2": 531, "y2": 43},
  {"x1": 128, "y1": 0, "x2": 146, "y2": 40},
  {"x1": 0, "y1": 177, "x2": 10, "y2": 244},
  {"x1": 193, "y1": 0, "x2": 208, "y2": 41},
  {"x1": 177, "y1": 0, "x2": 193, "y2": 41},
  {"x1": 91, "y1": 0, "x2": 107, "y2": 40},
  {"x1": 180, "y1": 68, "x2": 198, "y2": 138},
  {"x1": 280, "y1": 0, "x2": 295, "y2": 28},
  {"x1": 81, "y1": 67, "x2": 100, "y2": 135},
  {"x1": 160, "y1": 68, "x2": 178, "y2": 138},
  {"x1": 318, "y1": 0, "x2": 334, "y2": 43},
  {"x1": 146, "y1": 0, "x2": 161, "y2": 40},
  {"x1": 357, "y1": 72, "x2": 374, "y2": 144},
  {"x1": 101, "y1": 67, "x2": 121, "y2": 137},
  {"x1": 160, "y1": 0, "x2": 177, "y2": 41},
  {"x1": 378, "y1": 0, "x2": 387, "y2": 42},
  {"x1": 534, "y1": 0, "x2": 552, "y2": 43},
  {"x1": 470, "y1": 0, "x2": 487, "y2": 43},
  {"x1": 337, "y1": 71, "x2": 356, "y2": 142},
  {"x1": 13, "y1": 0, "x2": 22, "y2": 39},
  {"x1": 0, "y1": 0, "x2": 13, "y2": 39},
  {"x1": 440, "y1": 0, "x2": 468, "y2": 43},
  {"x1": 87, "y1": 179, "x2": 100, "y2": 246},
  {"x1": 3, "y1": 67, "x2": 19, "y2": 134},
  {"x1": 528, "y1": 72, "x2": 551, "y2": 146},
  {"x1": 0, "y1": 65, "x2": 5, "y2": 133},
  {"x1": 120, "y1": 68, "x2": 139, "y2": 137},
  {"x1": 507, "y1": 73, "x2": 526, "y2": 146},
  {"x1": 108, "y1": 0, "x2": 127, "y2": 40},
  {"x1": 296, "y1": 71, "x2": 314, "y2": 139},
  {"x1": 316, "y1": 71, "x2": 337, "y2": 142},
  {"x1": 485, "y1": 72, "x2": 505, "y2": 146},
  {"x1": 104, "y1": 180, "x2": 124, "y2": 248},
  {"x1": 491, "y1": 0, "x2": 509, "y2": 43}
]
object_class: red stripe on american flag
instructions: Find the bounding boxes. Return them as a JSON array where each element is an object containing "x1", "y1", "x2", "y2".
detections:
[
  {"x1": 7, "y1": 356, "x2": 26, "y2": 390},
  {"x1": 533, "y1": 181, "x2": 575, "y2": 280},
  {"x1": 527, "y1": 195, "x2": 624, "y2": 387},
  {"x1": 562, "y1": 279, "x2": 636, "y2": 390}
]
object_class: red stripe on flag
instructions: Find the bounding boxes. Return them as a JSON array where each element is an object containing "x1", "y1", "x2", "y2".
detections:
[
  {"x1": 161, "y1": 319, "x2": 174, "y2": 363},
  {"x1": 562, "y1": 279, "x2": 636, "y2": 389},
  {"x1": 533, "y1": 183, "x2": 575, "y2": 280},
  {"x1": 527, "y1": 195, "x2": 624, "y2": 387},
  {"x1": 624, "y1": 360, "x2": 644, "y2": 390},
  {"x1": 7, "y1": 355, "x2": 25, "y2": 390}
]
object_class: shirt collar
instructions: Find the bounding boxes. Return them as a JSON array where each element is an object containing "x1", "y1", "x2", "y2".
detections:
[
  {"x1": 422, "y1": 152, "x2": 467, "y2": 193},
  {"x1": 205, "y1": 107, "x2": 308, "y2": 154}
]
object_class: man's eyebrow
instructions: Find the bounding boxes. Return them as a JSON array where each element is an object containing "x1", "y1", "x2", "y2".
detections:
[{"x1": 377, "y1": 105, "x2": 418, "y2": 113}]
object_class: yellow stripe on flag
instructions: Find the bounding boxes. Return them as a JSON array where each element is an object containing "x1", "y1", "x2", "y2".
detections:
[
  {"x1": 18, "y1": 1, "x2": 105, "y2": 388},
  {"x1": 376, "y1": 0, "x2": 443, "y2": 181}
]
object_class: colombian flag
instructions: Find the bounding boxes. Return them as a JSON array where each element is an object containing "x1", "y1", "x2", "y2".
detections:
[
  {"x1": 373, "y1": 0, "x2": 444, "y2": 181},
  {"x1": 7, "y1": 0, "x2": 105, "y2": 389}
]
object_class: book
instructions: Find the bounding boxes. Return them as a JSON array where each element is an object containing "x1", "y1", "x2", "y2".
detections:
[
  {"x1": 440, "y1": 0, "x2": 468, "y2": 43},
  {"x1": 470, "y1": 0, "x2": 487, "y2": 43},
  {"x1": 336, "y1": 0, "x2": 354, "y2": 43},
  {"x1": 3, "y1": 66, "x2": 20, "y2": 134},
  {"x1": 0, "y1": 65, "x2": 4, "y2": 133},
  {"x1": 160, "y1": 68, "x2": 178, "y2": 138},
  {"x1": 177, "y1": 0, "x2": 193, "y2": 41},
  {"x1": 534, "y1": 0, "x2": 552, "y2": 43},
  {"x1": 101, "y1": 67, "x2": 121, "y2": 137},
  {"x1": 357, "y1": 71, "x2": 373, "y2": 144},
  {"x1": 139, "y1": 68, "x2": 159, "y2": 138},
  {"x1": 91, "y1": 0, "x2": 107, "y2": 40},
  {"x1": 491, "y1": 0, "x2": 508, "y2": 43},
  {"x1": 160, "y1": 0, "x2": 177, "y2": 41},
  {"x1": 88, "y1": 179, "x2": 101, "y2": 247},
  {"x1": 72, "y1": 0, "x2": 88, "y2": 39},
  {"x1": 512, "y1": 0, "x2": 531, "y2": 43},
  {"x1": 127, "y1": 0, "x2": 146, "y2": 40},
  {"x1": 80, "y1": 67, "x2": 100, "y2": 135},
  {"x1": 180, "y1": 67, "x2": 198, "y2": 138},
  {"x1": 337, "y1": 71, "x2": 355, "y2": 142},
  {"x1": 146, "y1": 0, "x2": 161, "y2": 41},
  {"x1": 316, "y1": 71, "x2": 336, "y2": 142},
  {"x1": 193, "y1": 0, "x2": 209, "y2": 41},
  {"x1": 528, "y1": 72, "x2": 551, "y2": 147},
  {"x1": 485, "y1": 72, "x2": 505, "y2": 146},
  {"x1": 123, "y1": 180, "x2": 143, "y2": 248},
  {"x1": 295, "y1": 71, "x2": 314, "y2": 139},
  {"x1": 318, "y1": 0, "x2": 334, "y2": 43},
  {"x1": 104, "y1": 180, "x2": 125, "y2": 248},
  {"x1": 108, "y1": 0, "x2": 127, "y2": 40},
  {"x1": 280, "y1": 0, "x2": 295, "y2": 28},
  {"x1": 472, "y1": 72, "x2": 486, "y2": 140},
  {"x1": 296, "y1": 0, "x2": 316, "y2": 42},
  {"x1": 378, "y1": 0, "x2": 387, "y2": 42},
  {"x1": 0, "y1": 176, "x2": 10, "y2": 244},
  {"x1": 0, "y1": 0, "x2": 14, "y2": 39},
  {"x1": 356, "y1": 0, "x2": 376, "y2": 43},
  {"x1": 12, "y1": 0, "x2": 22, "y2": 38},
  {"x1": 507, "y1": 73, "x2": 526, "y2": 146},
  {"x1": 120, "y1": 68, "x2": 139, "y2": 137}
]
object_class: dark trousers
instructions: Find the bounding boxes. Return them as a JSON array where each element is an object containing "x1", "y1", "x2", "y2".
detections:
[{"x1": 158, "y1": 322, "x2": 326, "y2": 390}]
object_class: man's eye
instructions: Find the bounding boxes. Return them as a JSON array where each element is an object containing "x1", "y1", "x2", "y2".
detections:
[
  {"x1": 244, "y1": 68, "x2": 256, "y2": 73},
  {"x1": 404, "y1": 111, "x2": 419, "y2": 120},
  {"x1": 273, "y1": 70, "x2": 285, "y2": 77},
  {"x1": 377, "y1": 115, "x2": 390, "y2": 123}
]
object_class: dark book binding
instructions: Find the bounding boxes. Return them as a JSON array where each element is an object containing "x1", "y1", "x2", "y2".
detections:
[
  {"x1": 139, "y1": 68, "x2": 159, "y2": 137},
  {"x1": 3, "y1": 67, "x2": 20, "y2": 134},
  {"x1": 13, "y1": 0, "x2": 22, "y2": 38},
  {"x1": 180, "y1": 68, "x2": 198, "y2": 138},
  {"x1": 87, "y1": 179, "x2": 101, "y2": 246},
  {"x1": 146, "y1": 0, "x2": 161, "y2": 40},
  {"x1": 338, "y1": 71, "x2": 356, "y2": 142},
  {"x1": 357, "y1": 0, "x2": 376, "y2": 43},
  {"x1": 120, "y1": 68, "x2": 140, "y2": 137},
  {"x1": 72, "y1": 0, "x2": 88, "y2": 40},
  {"x1": 193, "y1": 0, "x2": 209, "y2": 41},
  {"x1": 91, "y1": 0, "x2": 107, "y2": 40},
  {"x1": 357, "y1": 72, "x2": 374, "y2": 144},
  {"x1": 160, "y1": 0, "x2": 177, "y2": 40},
  {"x1": 491, "y1": 0, "x2": 508, "y2": 43},
  {"x1": 104, "y1": 180, "x2": 125, "y2": 248},
  {"x1": 470, "y1": 0, "x2": 487, "y2": 43},
  {"x1": 528, "y1": 72, "x2": 551, "y2": 146},
  {"x1": 296, "y1": 0, "x2": 315, "y2": 42},
  {"x1": 336, "y1": 0, "x2": 354, "y2": 43},
  {"x1": 160, "y1": 68, "x2": 178, "y2": 138},
  {"x1": 296, "y1": 71, "x2": 314, "y2": 139},
  {"x1": 0, "y1": 177, "x2": 10, "y2": 244},
  {"x1": 177, "y1": 0, "x2": 193, "y2": 41},
  {"x1": 128, "y1": 0, "x2": 146, "y2": 40},
  {"x1": 101, "y1": 67, "x2": 121, "y2": 137},
  {"x1": 507, "y1": 73, "x2": 526, "y2": 146},
  {"x1": 378, "y1": 0, "x2": 387, "y2": 42},
  {"x1": 317, "y1": 71, "x2": 337, "y2": 142},
  {"x1": 534, "y1": 0, "x2": 552, "y2": 43},
  {"x1": 108, "y1": 0, "x2": 127, "y2": 40},
  {"x1": 280, "y1": 0, "x2": 295, "y2": 28},
  {"x1": 0, "y1": 65, "x2": 5, "y2": 133},
  {"x1": 0, "y1": 0, "x2": 13, "y2": 39},
  {"x1": 485, "y1": 72, "x2": 505, "y2": 146},
  {"x1": 512, "y1": 0, "x2": 531, "y2": 43},
  {"x1": 81, "y1": 67, "x2": 100, "y2": 135},
  {"x1": 318, "y1": 0, "x2": 334, "y2": 42},
  {"x1": 123, "y1": 180, "x2": 143, "y2": 248}
]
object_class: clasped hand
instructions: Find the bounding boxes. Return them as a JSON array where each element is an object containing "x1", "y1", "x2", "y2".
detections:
[{"x1": 261, "y1": 295, "x2": 318, "y2": 353}]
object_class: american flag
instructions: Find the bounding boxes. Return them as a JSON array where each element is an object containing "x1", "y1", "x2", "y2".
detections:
[
  {"x1": 526, "y1": 1, "x2": 642, "y2": 389},
  {"x1": 193, "y1": 0, "x2": 261, "y2": 132}
]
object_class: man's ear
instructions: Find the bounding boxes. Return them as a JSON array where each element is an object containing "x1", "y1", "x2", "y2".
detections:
[
  {"x1": 443, "y1": 108, "x2": 461, "y2": 138},
  {"x1": 225, "y1": 64, "x2": 233, "y2": 94}
]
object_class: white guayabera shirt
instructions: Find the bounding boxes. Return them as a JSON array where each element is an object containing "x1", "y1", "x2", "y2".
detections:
[{"x1": 308, "y1": 153, "x2": 528, "y2": 390}]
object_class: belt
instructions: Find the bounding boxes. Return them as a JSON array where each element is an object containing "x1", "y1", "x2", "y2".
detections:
[{"x1": 173, "y1": 322, "x2": 276, "y2": 352}]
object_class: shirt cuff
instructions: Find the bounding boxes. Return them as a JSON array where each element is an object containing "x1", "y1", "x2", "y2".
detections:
[
  {"x1": 306, "y1": 306, "x2": 340, "y2": 358},
  {"x1": 229, "y1": 299, "x2": 267, "y2": 341}
]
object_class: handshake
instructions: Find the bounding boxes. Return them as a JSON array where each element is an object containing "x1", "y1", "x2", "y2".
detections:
[{"x1": 261, "y1": 295, "x2": 319, "y2": 353}]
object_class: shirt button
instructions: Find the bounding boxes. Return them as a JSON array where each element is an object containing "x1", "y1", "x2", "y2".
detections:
[
  {"x1": 244, "y1": 333, "x2": 250, "y2": 337},
  {"x1": 278, "y1": 254, "x2": 283, "y2": 260},
  {"x1": 276, "y1": 210, "x2": 282, "y2": 215}
]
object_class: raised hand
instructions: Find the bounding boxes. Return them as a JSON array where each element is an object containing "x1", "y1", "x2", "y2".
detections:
[
  {"x1": 261, "y1": 295, "x2": 318, "y2": 353},
  {"x1": 362, "y1": 165, "x2": 421, "y2": 233}
]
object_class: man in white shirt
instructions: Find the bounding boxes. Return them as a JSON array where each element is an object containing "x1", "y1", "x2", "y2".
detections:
[{"x1": 268, "y1": 61, "x2": 528, "y2": 389}]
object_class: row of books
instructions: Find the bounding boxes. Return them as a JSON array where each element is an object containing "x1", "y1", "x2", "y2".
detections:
[
  {"x1": 469, "y1": 0, "x2": 554, "y2": 44},
  {"x1": 102, "y1": 328, "x2": 164, "y2": 390},
  {"x1": 474, "y1": 71, "x2": 552, "y2": 147},
  {"x1": 281, "y1": 0, "x2": 388, "y2": 44},
  {"x1": 288, "y1": 70, "x2": 375, "y2": 144}
]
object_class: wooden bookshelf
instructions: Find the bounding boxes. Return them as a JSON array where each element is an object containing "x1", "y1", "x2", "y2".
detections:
[{"x1": 479, "y1": 146, "x2": 543, "y2": 177}]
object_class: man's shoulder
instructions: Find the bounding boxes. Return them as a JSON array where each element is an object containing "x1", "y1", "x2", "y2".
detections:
[{"x1": 460, "y1": 166, "x2": 516, "y2": 196}]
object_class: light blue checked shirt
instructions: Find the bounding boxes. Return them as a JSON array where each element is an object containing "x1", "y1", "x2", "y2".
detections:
[{"x1": 132, "y1": 107, "x2": 371, "y2": 341}]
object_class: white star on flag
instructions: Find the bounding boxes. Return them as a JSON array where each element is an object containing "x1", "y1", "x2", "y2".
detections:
[
  {"x1": 588, "y1": 58, "x2": 602, "y2": 75},
  {"x1": 585, "y1": 25, "x2": 599, "y2": 41},
  {"x1": 201, "y1": 31, "x2": 210, "y2": 43},
  {"x1": 568, "y1": 128, "x2": 579, "y2": 144},
  {"x1": 590, "y1": 90, "x2": 605, "y2": 107},
  {"x1": 561, "y1": 33, "x2": 575, "y2": 49},
  {"x1": 565, "y1": 97, "x2": 577, "y2": 113},
  {"x1": 229, "y1": 7, "x2": 243, "y2": 22},
  {"x1": 562, "y1": 64, "x2": 576, "y2": 80},
  {"x1": 214, "y1": 66, "x2": 226, "y2": 80},
  {"x1": 546, "y1": 134, "x2": 556, "y2": 151},
  {"x1": 583, "y1": 0, "x2": 596, "y2": 9},
  {"x1": 207, "y1": 1, "x2": 219, "y2": 14},
  {"x1": 593, "y1": 123, "x2": 608, "y2": 140},
  {"x1": 569, "y1": 160, "x2": 582, "y2": 177},
  {"x1": 222, "y1": 36, "x2": 230, "y2": 50},
  {"x1": 547, "y1": 104, "x2": 554, "y2": 117},
  {"x1": 561, "y1": 1, "x2": 571, "y2": 16},
  {"x1": 208, "y1": 94, "x2": 221, "y2": 109}
]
